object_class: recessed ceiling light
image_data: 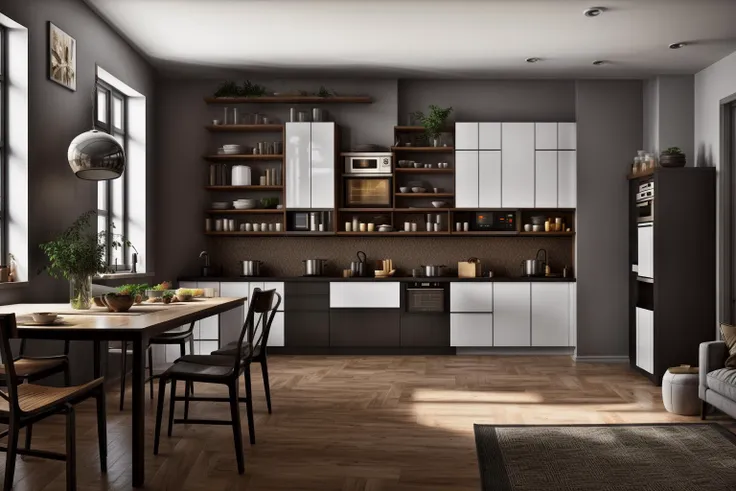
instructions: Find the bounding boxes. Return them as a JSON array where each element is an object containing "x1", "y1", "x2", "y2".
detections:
[
  {"x1": 583, "y1": 7, "x2": 605, "y2": 17},
  {"x1": 668, "y1": 42, "x2": 687, "y2": 49},
  {"x1": 525, "y1": 57, "x2": 541, "y2": 63},
  {"x1": 592, "y1": 60, "x2": 607, "y2": 66}
]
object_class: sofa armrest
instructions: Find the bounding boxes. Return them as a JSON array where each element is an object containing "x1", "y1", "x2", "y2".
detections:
[{"x1": 700, "y1": 341, "x2": 728, "y2": 397}]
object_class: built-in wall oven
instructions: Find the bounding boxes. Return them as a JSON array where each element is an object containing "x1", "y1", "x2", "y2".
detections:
[
  {"x1": 344, "y1": 175, "x2": 392, "y2": 208},
  {"x1": 406, "y1": 282, "x2": 448, "y2": 313},
  {"x1": 636, "y1": 180, "x2": 654, "y2": 223}
]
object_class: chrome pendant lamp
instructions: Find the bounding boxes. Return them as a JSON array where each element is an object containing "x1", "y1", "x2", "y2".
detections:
[{"x1": 67, "y1": 90, "x2": 126, "y2": 180}]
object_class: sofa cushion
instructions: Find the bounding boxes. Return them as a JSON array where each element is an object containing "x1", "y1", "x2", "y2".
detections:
[
  {"x1": 719, "y1": 323, "x2": 736, "y2": 368},
  {"x1": 706, "y1": 368, "x2": 736, "y2": 400}
]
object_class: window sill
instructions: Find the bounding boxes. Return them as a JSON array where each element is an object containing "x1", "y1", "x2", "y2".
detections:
[
  {"x1": 0, "y1": 281, "x2": 29, "y2": 290},
  {"x1": 95, "y1": 272, "x2": 155, "y2": 281}
]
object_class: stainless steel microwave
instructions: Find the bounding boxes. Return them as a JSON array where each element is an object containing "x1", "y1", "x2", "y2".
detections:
[{"x1": 343, "y1": 152, "x2": 392, "y2": 174}]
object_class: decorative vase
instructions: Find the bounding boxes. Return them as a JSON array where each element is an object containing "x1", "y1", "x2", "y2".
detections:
[
  {"x1": 69, "y1": 275, "x2": 93, "y2": 310},
  {"x1": 659, "y1": 153, "x2": 686, "y2": 168},
  {"x1": 430, "y1": 136, "x2": 441, "y2": 147}
]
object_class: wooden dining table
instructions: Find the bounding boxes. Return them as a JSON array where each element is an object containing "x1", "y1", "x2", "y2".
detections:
[{"x1": 0, "y1": 296, "x2": 247, "y2": 488}]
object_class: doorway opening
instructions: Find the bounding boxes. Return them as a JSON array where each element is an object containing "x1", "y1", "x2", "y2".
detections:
[{"x1": 719, "y1": 96, "x2": 736, "y2": 325}]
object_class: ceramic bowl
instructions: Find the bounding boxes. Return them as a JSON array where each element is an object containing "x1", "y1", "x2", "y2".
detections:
[
  {"x1": 92, "y1": 296, "x2": 106, "y2": 307},
  {"x1": 431, "y1": 201, "x2": 447, "y2": 208},
  {"x1": 399, "y1": 186, "x2": 409, "y2": 193},
  {"x1": 103, "y1": 293, "x2": 135, "y2": 313},
  {"x1": 31, "y1": 312, "x2": 57, "y2": 324},
  {"x1": 413, "y1": 162, "x2": 423, "y2": 168},
  {"x1": 411, "y1": 187, "x2": 426, "y2": 193}
]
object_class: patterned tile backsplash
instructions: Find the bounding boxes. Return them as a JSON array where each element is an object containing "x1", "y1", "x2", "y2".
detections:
[{"x1": 209, "y1": 237, "x2": 574, "y2": 278}]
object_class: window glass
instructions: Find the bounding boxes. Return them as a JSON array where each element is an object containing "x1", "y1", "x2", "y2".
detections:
[{"x1": 96, "y1": 89, "x2": 108, "y2": 124}]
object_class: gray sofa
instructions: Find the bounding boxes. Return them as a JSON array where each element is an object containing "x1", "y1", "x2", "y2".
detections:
[{"x1": 699, "y1": 341, "x2": 736, "y2": 419}]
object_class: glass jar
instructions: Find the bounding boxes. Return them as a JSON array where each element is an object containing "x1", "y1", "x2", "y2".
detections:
[{"x1": 69, "y1": 275, "x2": 92, "y2": 310}]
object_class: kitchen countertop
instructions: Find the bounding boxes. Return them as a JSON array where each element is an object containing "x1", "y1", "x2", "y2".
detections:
[{"x1": 179, "y1": 276, "x2": 576, "y2": 283}]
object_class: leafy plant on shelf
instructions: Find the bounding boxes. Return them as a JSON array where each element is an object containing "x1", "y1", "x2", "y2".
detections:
[
  {"x1": 117, "y1": 284, "x2": 148, "y2": 298},
  {"x1": 662, "y1": 147, "x2": 683, "y2": 155},
  {"x1": 316, "y1": 86, "x2": 336, "y2": 98},
  {"x1": 213, "y1": 80, "x2": 267, "y2": 98},
  {"x1": 412, "y1": 105, "x2": 453, "y2": 140}
]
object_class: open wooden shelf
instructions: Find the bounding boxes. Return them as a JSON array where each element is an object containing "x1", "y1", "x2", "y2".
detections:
[
  {"x1": 338, "y1": 208, "x2": 393, "y2": 212},
  {"x1": 394, "y1": 207, "x2": 453, "y2": 212},
  {"x1": 336, "y1": 231, "x2": 449, "y2": 237},
  {"x1": 451, "y1": 231, "x2": 518, "y2": 236},
  {"x1": 206, "y1": 124, "x2": 284, "y2": 132},
  {"x1": 395, "y1": 168, "x2": 454, "y2": 174},
  {"x1": 519, "y1": 231, "x2": 575, "y2": 237},
  {"x1": 204, "y1": 154, "x2": 283, "y2": 162},
  {"x1": 284, "y1": 231, "x2": 335, "y2": 236},
  {"x1": 205, "y1": 231, "x2": 283, "y2": 236},
  {"x1": 206, "y1": 209, "x2": 283, "y2": 214},
  {"x1": 395, "y1": 193, "x2": 454, "y2": 198},
  {"x1": 204, "y1": 96, "x2": 373, "y2": 104},
  {"x1": 391, "y1": 146, "x2": 454, "y2": 153},
  {"x1": 394, "y1": 126, "x2": 454, "y2": 133},
  {"x1": 205, "y1": 185, "x2": 282, "y2": 191}
]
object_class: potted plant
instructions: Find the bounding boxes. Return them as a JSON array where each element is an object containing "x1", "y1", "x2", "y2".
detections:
[
  {"x1": 118, "y1": 284, "x2": 148, "y2": 304},
  {"x1": 162, "y1": 291, "x2": 174, "y2": 305},
  {"x1": 412, "y1": 105, "x2": 453, "y2": 147},
  {"x1": 660, "y1": 147, "x2": 687, "y2": 168},
  {"x1": 40, "y1": 210, "x2": 130, "y2": 310}
]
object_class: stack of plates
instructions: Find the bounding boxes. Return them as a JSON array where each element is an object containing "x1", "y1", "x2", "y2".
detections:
[
  {"x1": 222, "y1": 144, "x2": 244, "y2": 155},
  {"x1": 233, "y1": 199, "x2": 257, "y2": 210},
  {"x1": 211, "y1": 202, "x2": 230, "y2": 210}
]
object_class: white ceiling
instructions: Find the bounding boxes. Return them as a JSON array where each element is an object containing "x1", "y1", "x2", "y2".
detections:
[{"x1": 85, "y1": 0, "x2": 736, "y2": 78}]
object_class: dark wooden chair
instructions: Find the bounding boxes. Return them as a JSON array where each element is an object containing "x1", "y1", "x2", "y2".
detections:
[
  {"x1": 0, "y1": 337, "x2": 71, "y2": 452},
  {"x1": 0, "y1": 313, "x2": 107, "y2": 490},
  {"x1": 115, "y1": 322, "x2": 195, "y2": 410},
  {"x1": 153, "y1": 289, "x2": 281, "y2": 474}
]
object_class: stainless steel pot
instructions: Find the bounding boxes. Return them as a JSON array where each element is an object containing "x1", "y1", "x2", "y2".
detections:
[
  {"x1": 521, "y1": 248, "x2": 548, "y2": 277},
  {"x1": 421, "y1": 265, "x2": 447, "y2": 277},
  {"x1": 241, "y1": 260, "x2": 262, "y2": 277},
  {"x1": 303, "y1": 259, "x2": 327, "y2": 276}
]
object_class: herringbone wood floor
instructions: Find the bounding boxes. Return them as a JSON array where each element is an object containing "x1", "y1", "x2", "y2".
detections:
[{"x1": 1, "y1": 356, "x2": 731, "y2": 490}]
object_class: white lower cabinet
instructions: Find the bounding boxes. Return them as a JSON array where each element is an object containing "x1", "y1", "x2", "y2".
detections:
[
  {"x1": 221, "y1": 281, "x2": 284, "y2": 347},
  {"x1": 531, "y1": 283, "x2": 570, "y2": 346},
  {"x1": 636, "y1": 307, "x2": 654, "y2": 374},
  {"x1": 450, "y1": 313, "x2": 493, "y2": 346},
  {"x1": 269, "y1": 312, "x2": 285, "y2": 347},
  {"x1": 450, "y1": 282, "x2": 493, "y2": 312},
  {"x1": 493, "y1": 283, "x2": 531, "y2": 347},
  {"x1": 330, "y1": 282, "x2": 400, "y2": 308}
]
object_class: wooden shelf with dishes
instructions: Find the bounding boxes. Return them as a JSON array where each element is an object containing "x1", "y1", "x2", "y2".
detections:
[
  {"x1": 204, "y1": 154, "x2": 284, "y2": 162},
  {"x1": 206, "y1": 124, "x2": 284, "y2": 132},
  {"x1": 206, "y1": 209, "x2": 283, "y2": 215},
  {"x1": 395, "y1": 168, "x2": 454, "y2": 174},
  {"x1": 395, "y1": 193, "x2": 454, "y2": 198},
  {"x1": 205, "y1": 185, "x2": 282, "y2": 191},
  {"x1": 391, "y1": 146, "x2": 454, "y2": 153}
]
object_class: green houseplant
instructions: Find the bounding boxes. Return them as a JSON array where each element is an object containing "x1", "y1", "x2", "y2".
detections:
[
  {"x1": 40, "y1": 210, "x2": 129, "y2": 310},
  {"x1": 660, "y1": 147, "x2": 687, "y2": 168},
  {"x1": 412, "y1": 105, "x2": 453, "y2": 146}
]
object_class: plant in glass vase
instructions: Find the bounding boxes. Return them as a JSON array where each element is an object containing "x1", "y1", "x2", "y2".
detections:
[
  {"x1": 40, "y1": 210, "x2": 130, "y2": 310},
  {"x1": 412, "y1": 105, "x2": 453, "y2": 147}
]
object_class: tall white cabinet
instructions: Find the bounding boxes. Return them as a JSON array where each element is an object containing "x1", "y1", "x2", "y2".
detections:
[
  {"x1": 285, "y1": 122, "x2": 336, "y2": 209},
  {"x1": 455, "y1": 121, "x2": 577, "y2": 209}
]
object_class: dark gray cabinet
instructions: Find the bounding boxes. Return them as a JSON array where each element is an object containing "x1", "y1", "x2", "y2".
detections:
[
  {"x1": 400, "y1": 314, "x2": 450, "y2": 347},
  {"x1": 285, "y1": 312, "x2": 330, "y2": 347},
  {"x1": 329, "y1": 310, "x2": 400, "y2": 347}
]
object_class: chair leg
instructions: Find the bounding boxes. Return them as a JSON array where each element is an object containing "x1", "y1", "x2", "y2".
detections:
[
  {"x1": 188, "y1": 338, "x2": 195, "y2": 395},
  {"x1": 701, "y1": 400, "x2": 708, "y2": 420},
  {"x1": 66, "y1": 406, "x2": 77, "y2": 491},
  {"x1": 180, "y1": 343, "x2": 191, "y2": 420},
  {"x1": 4, "y1": 417, "x2": 19, "y2": 490},
  {"x1": 96, "y1": 387, "x2": 108, "y2": 473},
  {"x1": 244, "y1": 365, "x2": 256, "y2": 445},
  {"x1": 167, "y1": 379, "x2": 177, "y2": 437},
  {"x1": 24, "y1": 423, "x2": 32, "y2": 451},
  {"x1": 148, "y1": 347, "x2": 154, "y2": 400},
  {"x1": 260, "y1": 357, "x2": 272, "y2": 414},
  {"x1": 119, "y1": 341, "x2": 128, "y2": 411},
  {"x1": 228, "y1": 382, "x2": 245, "y2": 474},
  {"x1": 154, "y1": 378, "x2": 167, "y2": 455}
]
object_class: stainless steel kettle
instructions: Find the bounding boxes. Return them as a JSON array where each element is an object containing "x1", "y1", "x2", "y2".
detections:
[{"x1": 521, "y1": 249, "x2": 547, "y2": 277}]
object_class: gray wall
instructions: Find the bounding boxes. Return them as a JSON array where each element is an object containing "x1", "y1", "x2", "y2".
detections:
[
  {"x1": 398, "y1": 79, "x2": 576, "y2": 123},
  {"x1": 642, "y1": 75, "x2": 694, "y2": 160},
  {"x1": 575, "y1": 80, "x2": 643, "y2": 358},
  {"x1": 0, "y1": 0, "x2": 156, "y2": 378}
]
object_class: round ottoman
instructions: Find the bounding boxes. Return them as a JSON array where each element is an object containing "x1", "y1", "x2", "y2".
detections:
[{"x1": 662, "y1": 366, "x2": 700, "y2": 416}]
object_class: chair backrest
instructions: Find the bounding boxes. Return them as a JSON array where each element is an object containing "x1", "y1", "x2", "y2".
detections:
[
  {"x1": 233, "y1": 288, "x2": 281, "y2": 373},
  {"x1": 0, "y1": 313, "x2": 21, "y2": 414}
]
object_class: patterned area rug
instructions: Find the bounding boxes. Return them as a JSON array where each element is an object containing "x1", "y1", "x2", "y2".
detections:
[{"x1": 474, "y1": 424, "x2": 736, "y2": 491}]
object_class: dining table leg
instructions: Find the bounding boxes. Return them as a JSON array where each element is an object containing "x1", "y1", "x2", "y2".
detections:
[
  {"x1": 131, "y1": 335, "x2": 147, "y2": 488},
  {"x1": 93, "y1": 341, "x2": 101, "y2": 378}
]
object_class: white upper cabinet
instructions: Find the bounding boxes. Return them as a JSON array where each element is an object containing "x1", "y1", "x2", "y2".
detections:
[
  {"x1": 535, "y1": 123, "x2": 558, "y2": 150},
  {"x1": 493, "y1": 282, "x2": 531, "y2": 347},
  {"x1": 558, "y1": 150, "x2": 577, "y2": 208},
  {"x1": 455, "y1": 123, "x2": 479, "y2": 150},
  {"x1": 478, "y1": 123, "x2": 501, "y2": 150},
  {"x1": 310, "y1": 122, "x2": 335, "y2": 208},
  {"x1": 455, "y1": 151, "x2": 479, "y2": 208},
  {"x1": 535, "y1": 151, "x2": 558, "y2": 208},
  {"x1": 286, "y1": 122, "x2": 311, "y2": 208},
  {"x1": 501, "y1": 123, "x2": 535, "y2": 208},
  {"x1": 478, "y1": 151, "x2": 502, "y2": 208},
  {"x1": 531, "y1": 283, "x2": 570, "y2": 347},
  {"x1": 558, "y1": 123, "x2": 577, "y2": 150},
  {"x1": 450, "y1": 282, "x2": 493, "y2": 312}
]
